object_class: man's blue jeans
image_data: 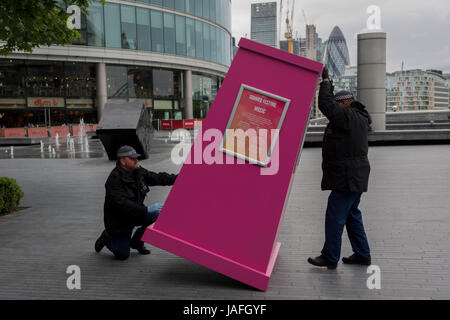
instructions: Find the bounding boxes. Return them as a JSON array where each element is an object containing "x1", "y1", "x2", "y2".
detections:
[
  {"x1": 321, "y1": 191, "x2": 371, "y2": 264},
  {"x1": 103, "y1": 210, "x2": 159, "y2": 260}
]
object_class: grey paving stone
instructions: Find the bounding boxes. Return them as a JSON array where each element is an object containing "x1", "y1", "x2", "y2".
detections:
[{"x1": 0, "y1": 144, "x2": 449, "y2": 299}]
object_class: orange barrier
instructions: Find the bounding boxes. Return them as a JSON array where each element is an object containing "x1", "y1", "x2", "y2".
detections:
[
  {"x1": 28, "y1": 127, "x2": 49, "y2": 138},
  {"x1": 50, "y1": 126, "x2": 70, "y2": 138},
  {"x1": 91, "y1": 124, "x2": 98, "y2": 132},
  {"x1": 72, "y1": 124, "x2": 90, "y2": 136},
  {"x1": 3, "y1": 128, "x2": 26, "y2": 138}
]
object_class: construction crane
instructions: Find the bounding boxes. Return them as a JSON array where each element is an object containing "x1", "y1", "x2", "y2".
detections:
[{"x1": 284, "y1": 0, "x2": 295, "y2": 53}]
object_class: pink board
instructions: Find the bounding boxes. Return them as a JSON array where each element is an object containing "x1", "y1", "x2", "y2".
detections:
[{"x1": 142, "y1": 38, "x2": 322, "y2": 291}]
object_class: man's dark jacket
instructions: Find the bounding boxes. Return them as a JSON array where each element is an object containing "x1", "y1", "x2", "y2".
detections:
[
  {"x1": 318, "y1": 81, "x2": 372, "y2": 192},
  {"x1": 104, "y1": 163, "x2": 177, "y2": 236}
]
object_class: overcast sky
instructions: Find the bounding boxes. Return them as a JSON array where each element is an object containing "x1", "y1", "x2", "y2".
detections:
[{"x1": 231, "y1": 0, "x2": 450, "y2": 73}]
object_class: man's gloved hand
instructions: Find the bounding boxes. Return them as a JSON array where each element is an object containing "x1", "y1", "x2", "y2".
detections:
[
  {"x1": 147, "y1": 203, "x2": 164, "y2": 214},
  {"x1": 322, "y1": 66, "x2": 329, "y2": 80}
]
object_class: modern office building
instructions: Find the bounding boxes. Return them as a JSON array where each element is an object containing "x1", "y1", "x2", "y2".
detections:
[
  {"x1": 250, "y1": 2, "x2": 277, "y2": 48},
  {"x1": 279, "y1": 39, "x2": 300, "y2": 55},
  {"x1": 305, "y1": 24, "x2": 317, "y2": 61},
  {"x1": 316, "y1": 37, "x2": 324, "y2": 62},
  {"x1": 0, "y1": 0, "x2": 232, "y2": 128},
  {"x1": 323, "y1": 26, "x2": 350, "y2": 76},
  {"x1": 386, "y1": 69, "x2": 449, "y2": 111}
]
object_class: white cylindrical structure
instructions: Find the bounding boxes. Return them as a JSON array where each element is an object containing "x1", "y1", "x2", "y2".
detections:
[
  {"x1": 184, "y1": 70, "x2": 194, "y2": 120},
  {"x1": 357, "y1": 32, "x2": 386, "y2": 131},
  {"x1": 96, "y1": 62, "x2": 108, "y2": 122}
]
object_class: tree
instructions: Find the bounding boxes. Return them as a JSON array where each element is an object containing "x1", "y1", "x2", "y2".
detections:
[{"x1": 0, "y1": 0, "x2": 94, "y2": 56}]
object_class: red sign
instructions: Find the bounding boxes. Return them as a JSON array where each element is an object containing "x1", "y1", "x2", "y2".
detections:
[
  {"x1": 222, "y1": 85, "x2": 290, "y2": 165},
  {"x1": 161, "y1": 120, "x2": 172, "y2": 130},
  {"x1": 27, "y1": 97, "x2": 65, "y2": 108},
  {"x1": 183, "y1": 119, "x2": 195, "y2": 129}
]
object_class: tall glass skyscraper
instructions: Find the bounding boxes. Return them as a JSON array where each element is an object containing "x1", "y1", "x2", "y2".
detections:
[
  {"x1": 323, "y1": 26, "x2": 350, "y2": 76},
  {"x1": 250, "y1": 2, "x2": 277, "y2": 48}
]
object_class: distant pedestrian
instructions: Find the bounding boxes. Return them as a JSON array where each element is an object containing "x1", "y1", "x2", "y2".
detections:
[
  {"x1": 95, "y1": 145, "x2": 177, "y2": 260},
  {"x1": 308, "y1": 67, "x2": 372, "y2": 269}
]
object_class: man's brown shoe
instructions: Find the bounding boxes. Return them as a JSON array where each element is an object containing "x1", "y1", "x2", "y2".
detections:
[{"x1": 307, "y1": 255, "x2": 337, "y2": 269}]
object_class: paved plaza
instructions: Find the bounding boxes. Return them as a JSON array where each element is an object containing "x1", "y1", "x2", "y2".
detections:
[{"x1": 0, "y1": 138, "x2": 449, "y2": 299}]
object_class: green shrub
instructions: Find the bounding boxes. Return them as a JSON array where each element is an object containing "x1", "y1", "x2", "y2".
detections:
[{"x1": 0, "y1": 177, "x2": 24, "y2": 214}]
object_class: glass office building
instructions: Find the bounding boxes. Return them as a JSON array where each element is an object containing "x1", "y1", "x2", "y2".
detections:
[
  {"x1": 250, "y1": 2, "x2": 277, "y2": 48},
  {"x1": 0, "y1": 0, "x2": 232, "y2": 128},
  {"x1": 323, "y1": 26, "x2": 350, "y2": 77},
  {"x1": 386, "y1": 69, "x2": 449, "y2": 111}
]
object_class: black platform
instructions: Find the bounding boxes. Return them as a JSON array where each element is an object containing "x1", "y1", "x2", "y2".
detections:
[{"x1": 96, "y1": 102, "x2": 154, "y2": 160}]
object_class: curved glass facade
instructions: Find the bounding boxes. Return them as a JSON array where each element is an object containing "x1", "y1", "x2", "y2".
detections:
[
  {"x1": 74, "y1": 0, "x2": 232, "y2": 66},
  {"x1": 0, "y1": 0, "x2": 231, "y2": 128},
  {"x1": 323, "y1": 26, "x2": 350, "y2": 77}
]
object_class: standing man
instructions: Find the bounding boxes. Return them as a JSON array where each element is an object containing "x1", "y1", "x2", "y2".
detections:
[
  {"x1": 308, "y1": 67, "x2": 372, "y2": 269},
  {"x1": 95, "y1": 145, "x2": 177, "y2": 260}
]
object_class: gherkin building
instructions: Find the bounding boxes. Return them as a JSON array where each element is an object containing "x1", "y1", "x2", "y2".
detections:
[{"x1": 323, "y1": 26, "x2": 350, "y2": 76}]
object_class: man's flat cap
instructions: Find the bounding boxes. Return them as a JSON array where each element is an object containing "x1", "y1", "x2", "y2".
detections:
[
  {"x1": 335, "y1": 90, "x2": 354, "y2": 101},
  {"x1": 116, "y1": 145, "x2": 141, "y2": 158}
]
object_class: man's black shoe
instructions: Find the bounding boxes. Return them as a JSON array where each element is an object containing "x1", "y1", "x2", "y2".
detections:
[
  {"x1": 307, "y1": 255, "x2": 337, "y2": 269},
  {"x1": 131, "y1": 244, "x2": 151, "y2": 255},
  {"x1": 342, "y1": 253, "x2": 371, "y2": 265},
  {"x1": 95, "y1": 231, "x2": 106, "y2": 253}
]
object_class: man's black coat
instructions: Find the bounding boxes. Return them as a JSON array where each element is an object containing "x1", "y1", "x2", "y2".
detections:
[
  {"x1": 318, "y1": 81, "x2": 372, "y2": 192},
  {"x1": 104, "y1": 163, "x2": 177, "y2": 236}
]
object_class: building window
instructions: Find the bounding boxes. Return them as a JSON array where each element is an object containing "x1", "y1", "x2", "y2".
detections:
[
  {"x1": 105, "y1": 3, "x2": 121, "y2": 48},
  {"x1": 164, "y1": 0, "x2": 174, "y2": 8},
  {"x1": 164, "y1": 12, "x2": 176, "y2": 54},
  {"x1": 87, "y1": 1, "x2": 104, "y2": 46},
  {"x1": 150, "y1": 0, "x2": 163, "y2": 6},
  {"x1": 121, "y1": 5, "x2": 137, "y2": 49},
  {"x1": 186, "y1": 18, "x2": 196, "y2": 57},
  {"x1": 210, "y1": 0, "x2": 216, "y2": 21},
  {"x1": 194, "y1": 0, "x2": 202, "y2": 17},
  {"x1": 175, "y1": 15, "x2": 186, "y2": 55},
  {"x1": 26, "y1": 61, "x2": 64, "y2": 97},
  {"x1": 210, "y1": 25, "x2": 216, "y2": 62},
  {"x1": 195, "y1": 20, "x2": 204, "y2": 59},
  {"x1": 153, "y1": 69, "x2": 177, "y2": 98},
  {"x1": 128, "y1": 66, "x2": 153, "y2": 99},
  {"x1": 203, "y1": 23, "x2": 210, "y2": 61},
  {"x1": 0, "y1": 59, "x2": 26, "y2": 98},
  {"x1": 151, "y1": 10, "x2": 164, "y2": 52},
  {"x1": 175, "y1": 0, "x2": 185, "y2": 11},
  {"x1": 64, "y1": 62, "x2": 96, "y2": 98},
  {"x1": 203, "y1": 0, "x2": 210, "y2": 20},
  {"x1": 137, "y1": 8, "x2": 151, "y2": 51},
  {"x1": 216, "y1": 27, "x2": 222, "y2": 64},
  {"x1": 106, "y1": 65, "x2": 128, "y2": 98},
  {"x1": 185, "y1": 0, "x2": 195, "y2": 14},
  {"x1": 73, "y1": 12, "x2": 87, "y2": 45}
]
